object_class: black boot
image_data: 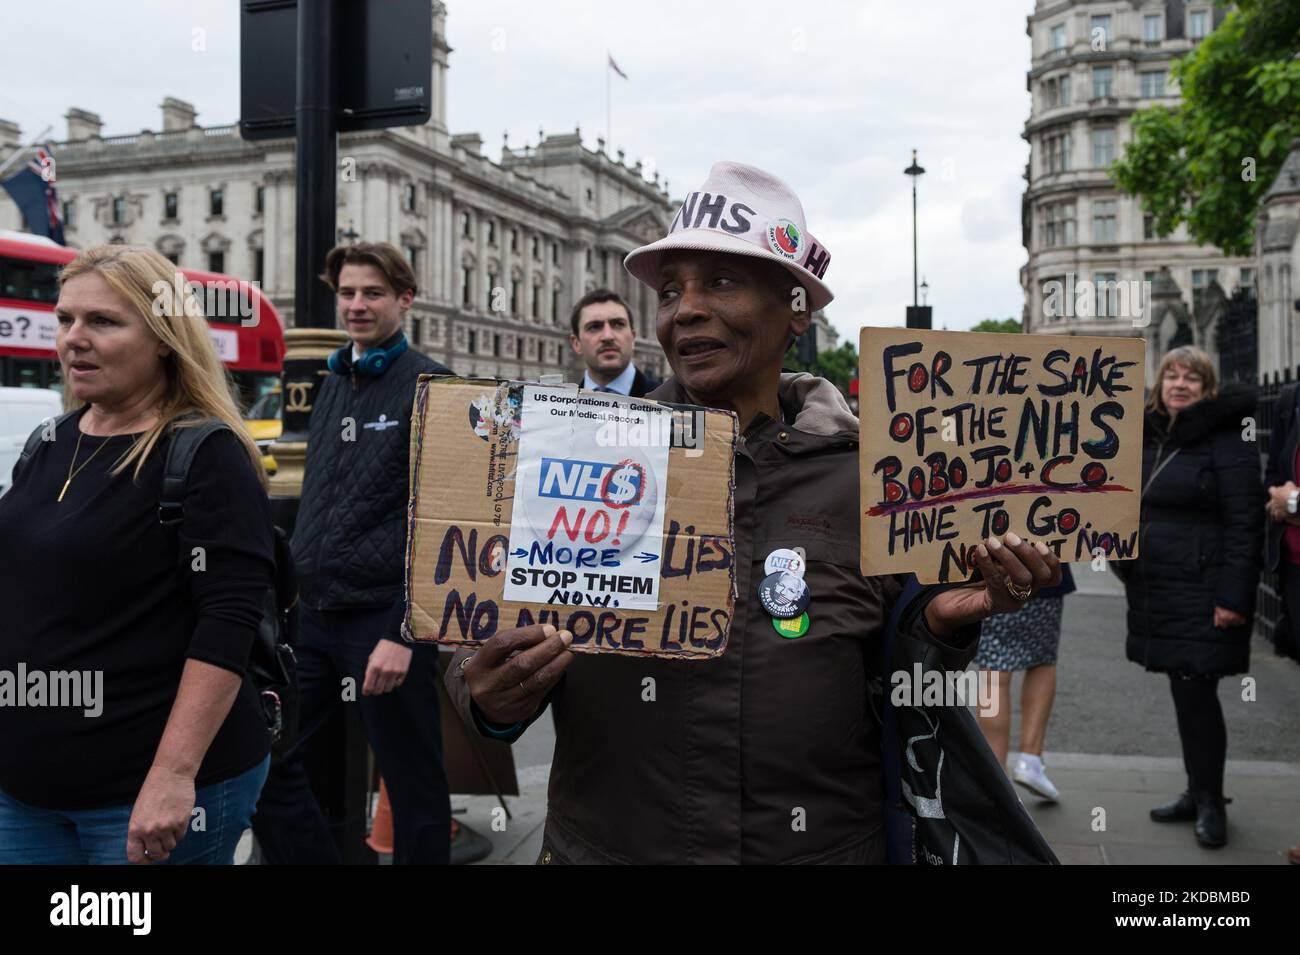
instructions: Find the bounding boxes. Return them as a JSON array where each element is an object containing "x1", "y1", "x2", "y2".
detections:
[
  {"x1": 1150, "y1": 791, "x2": 1197, "y2": 822},
  {"x1": 1192, "y1": 791, "x2": 1227, "y2": 848}
]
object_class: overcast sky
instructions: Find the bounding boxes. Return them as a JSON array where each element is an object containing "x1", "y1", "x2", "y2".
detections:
[{"x1": 1, "y1": 0, "x2": 1036, "y2": 344}]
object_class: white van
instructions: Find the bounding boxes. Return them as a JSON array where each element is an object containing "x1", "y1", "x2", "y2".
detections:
[{"x1": 0, "y1": 387, "x2": 65, "y2": 495}]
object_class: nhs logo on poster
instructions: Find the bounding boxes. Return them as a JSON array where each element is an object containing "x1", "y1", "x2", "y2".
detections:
[
  {"x1": 505, "y1": 387, "x2": 669, "y2": 611},
  {"x1": 537, "y1": 457, "x2": 645, "y2": 506}
]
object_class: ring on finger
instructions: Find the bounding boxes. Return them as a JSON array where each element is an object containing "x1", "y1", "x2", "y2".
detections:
[{"x1": 1005, "y1": 578, "x2": 1032, "y2": 601}]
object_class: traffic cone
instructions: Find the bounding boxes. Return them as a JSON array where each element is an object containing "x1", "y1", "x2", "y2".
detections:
[{"x1": 367, "y1": 778, "x2": 394, "y2": 855}]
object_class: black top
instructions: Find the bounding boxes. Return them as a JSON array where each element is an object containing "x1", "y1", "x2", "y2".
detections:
[{"x1": 0, "y1": 409, "x2": 273, "y2": 810}]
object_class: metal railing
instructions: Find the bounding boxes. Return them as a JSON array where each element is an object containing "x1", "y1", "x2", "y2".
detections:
[{"x1": 1254, "y1": 365, "x2": 1298, "y2": 653}]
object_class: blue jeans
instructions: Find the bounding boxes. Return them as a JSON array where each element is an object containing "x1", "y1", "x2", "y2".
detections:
[{"x1": 0, "y1": 756, "x2": 269, "y2": 865}]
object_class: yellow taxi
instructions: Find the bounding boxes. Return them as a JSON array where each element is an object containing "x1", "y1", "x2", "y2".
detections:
[{"x1": 244, "y1": 386, "x2": 282, "y2": 475}]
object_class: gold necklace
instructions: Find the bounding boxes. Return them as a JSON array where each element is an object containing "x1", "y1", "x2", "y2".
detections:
[
  {"x1": 57, "y1": 431, "x2": 111, "y2": 502},
  {"x1": 56, "y1": 410, "x2": 152, "y2": 502}
]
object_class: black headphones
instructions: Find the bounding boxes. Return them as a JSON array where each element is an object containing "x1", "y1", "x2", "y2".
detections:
[{"x1": 328, "y1": 332, "x2": 409, "y2": 378}]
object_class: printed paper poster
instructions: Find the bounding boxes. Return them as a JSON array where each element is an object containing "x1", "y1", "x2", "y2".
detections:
[{"x1": 503, "y1": 386, "x2": 670, "y2": 610}]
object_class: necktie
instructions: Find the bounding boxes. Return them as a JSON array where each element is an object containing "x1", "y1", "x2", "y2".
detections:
[{"x1": 595, "y1": 385, "x2": 615, "y2": 393}]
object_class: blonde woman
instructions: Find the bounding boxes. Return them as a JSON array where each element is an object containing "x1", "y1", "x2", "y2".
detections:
[
  {"x1": 0, "y1": 245, "x2": 274, "y2": 864},
  {"x1": 1121, "y1": 346, "x2": 1262, "y2": 849}
]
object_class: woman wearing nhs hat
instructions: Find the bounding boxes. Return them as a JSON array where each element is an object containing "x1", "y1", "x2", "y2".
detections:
[{"x1": 445, "y1": 162, "x2": 1061, "y2": 864}]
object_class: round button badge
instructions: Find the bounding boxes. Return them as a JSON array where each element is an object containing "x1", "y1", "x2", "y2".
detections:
[
  {"x1": 771, "y1": 612, "x2": 810, "y2": 639},
  {"x1": 763, "y1": 548, "x2": 805, "y2": 578},
  {"x1": 758, "y1": 571, "x2": 811, "y2": 619}
]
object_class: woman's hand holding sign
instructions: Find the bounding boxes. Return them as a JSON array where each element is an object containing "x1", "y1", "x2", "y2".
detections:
[
  {"x1": 464, "y1": 624, "x2": 575, "y2": 725},
  {"x1": 925, "y1": 533, "x2": 1063, "y2": 636}
]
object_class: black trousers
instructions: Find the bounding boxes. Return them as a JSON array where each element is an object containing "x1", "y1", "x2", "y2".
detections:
[
  {"x1": 251, "y1": 606, "x2": 451, "y2": 864},
  {"x1": 1168, "y1": 674, "x2": 1226, "y2": 800}
]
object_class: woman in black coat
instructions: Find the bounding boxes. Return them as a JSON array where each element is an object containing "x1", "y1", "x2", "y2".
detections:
[{"x1": 1121, "y1": 346, "x2": 1262, "y2": 849}]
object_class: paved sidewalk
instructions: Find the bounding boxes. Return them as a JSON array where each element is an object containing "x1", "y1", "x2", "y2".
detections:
[
  {"x1": 455, "y1": 763, "x2": 549, "y2": 864},
  {"x1": 458, "y1": 751, "x2": 1300, "y2": 865},
  {"x1": 460, "y1": 564, "x2": 1300, "y2": 865},
  {"x1": 1016, "y1": 751, "x2": 1300, "y2": 865}
]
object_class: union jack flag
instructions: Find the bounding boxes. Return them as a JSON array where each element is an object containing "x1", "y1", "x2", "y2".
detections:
[{"x1": 1, "y1": 144, "x2": 64, "y2": 245}]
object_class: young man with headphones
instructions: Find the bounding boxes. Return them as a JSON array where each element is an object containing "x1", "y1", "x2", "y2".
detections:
[{"x1": 252, "y1": 242, "x2": 454, "y2": 865}]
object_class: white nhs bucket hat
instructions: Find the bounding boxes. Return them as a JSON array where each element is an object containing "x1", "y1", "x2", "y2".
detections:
[{"x1": 624, "y1": 161, "x2": 834, "y2": 311}]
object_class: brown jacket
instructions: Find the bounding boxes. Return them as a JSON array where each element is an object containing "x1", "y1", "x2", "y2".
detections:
[{"x1": 446, "y1": 373, "x2": 980, "y2": 863}]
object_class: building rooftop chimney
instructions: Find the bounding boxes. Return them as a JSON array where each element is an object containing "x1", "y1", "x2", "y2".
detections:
[
  {"x1": 65, "y1": 108, "x2": 103, "y2": 142},
  {"x1": 160, "y1": 97, "x2": 197, "y2": 132}
]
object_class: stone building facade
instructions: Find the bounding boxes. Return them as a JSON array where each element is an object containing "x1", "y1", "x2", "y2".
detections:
[
  {"x1": 1019, "y1": 0, "x2": 1255, "y2": 377},
  {"x1": 0, "y1": 2, "x2": 674, "y2": 382},
  {"x1": 1256, "y1": 139, "x2": 1300, "y2": 381}
]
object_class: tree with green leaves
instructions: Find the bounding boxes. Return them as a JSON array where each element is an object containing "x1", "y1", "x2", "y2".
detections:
[
  {"x1": 784, "y1": 341, "x2": 858, "y2": 394},
  {"x1": 969, "y1": 318, "x2": 1022, "y2": 334},
  {"x1": 1111, "y1": 0, "x2": 1300, "y2": 257}
]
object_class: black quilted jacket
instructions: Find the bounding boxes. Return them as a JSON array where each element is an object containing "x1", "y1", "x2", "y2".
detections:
[
  {"x1": 293, "y1": 342, "x2": 451, "y2": 632},
  {"x1": 1122, "y1": 383, "x2": 1263, "y2": 676}
]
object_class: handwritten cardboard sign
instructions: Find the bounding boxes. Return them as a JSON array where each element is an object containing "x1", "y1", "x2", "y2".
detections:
[
  {"x1": 858, "y1": 328, "x2": 1146, "y2": 583},
  {"x1": 403, "y1": 377, "x2": 738, "y2": 658}
]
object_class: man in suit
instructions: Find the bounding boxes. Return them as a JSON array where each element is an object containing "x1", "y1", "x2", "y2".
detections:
[{"x1": 569, "y1": 288, "x2": 658, "y2": 397}]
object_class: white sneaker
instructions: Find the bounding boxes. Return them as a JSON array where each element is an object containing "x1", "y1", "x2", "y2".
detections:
[{"x1": 1012, "y1": 754, "x2": 1060, "y2": 802}]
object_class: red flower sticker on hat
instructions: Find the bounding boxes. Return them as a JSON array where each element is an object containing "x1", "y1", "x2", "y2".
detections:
[{"x1": 766, "y1": 218, "x2": 803, "y2": 259}]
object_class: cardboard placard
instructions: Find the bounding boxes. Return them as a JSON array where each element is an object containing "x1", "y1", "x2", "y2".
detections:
[
  {"x1": 858, "y1": 328, "x2": 1146, "y2": 583},
  {"x1": 403, "y1": 377, "x2": 738, "y2": 658}
]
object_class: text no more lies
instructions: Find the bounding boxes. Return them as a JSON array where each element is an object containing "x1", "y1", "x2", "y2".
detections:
[{"x1": 430, "y1": 522, "x2": 732, "y2": 654}]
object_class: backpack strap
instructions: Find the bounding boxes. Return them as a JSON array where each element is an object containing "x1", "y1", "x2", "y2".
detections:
[
  {"x1": 12, "y1": 410, "x2": 78, "y2": 486},
  {"x1": 882, "y1": 573, "x2": 925, "y2": 865},
  {"x1": 159, "y1": 419, "x2": 232, "y2": 526}
]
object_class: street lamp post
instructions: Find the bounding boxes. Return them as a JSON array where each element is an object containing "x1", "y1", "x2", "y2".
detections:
[
  {"x1": 904, "y1": 149, "x2": 925, "y2": 307},
  {"x1": 904, "y1": 150, "x2": 932, "y2": 329}
]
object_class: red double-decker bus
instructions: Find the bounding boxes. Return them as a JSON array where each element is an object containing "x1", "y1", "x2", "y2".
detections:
[{"x1": 0, "y1": 231, "x2": 284, "y2": 410}]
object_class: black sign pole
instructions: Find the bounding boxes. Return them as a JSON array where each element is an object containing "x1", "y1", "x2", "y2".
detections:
[
  {"x1": 295, "y1": 0, "x2": 338, "y2": 333},
  {"x1": 268, "y1": 0, "x2": 344, "y2": 500},
  {"x1": 268, "y1": 0, "x2": 344, "y2": 505}
]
